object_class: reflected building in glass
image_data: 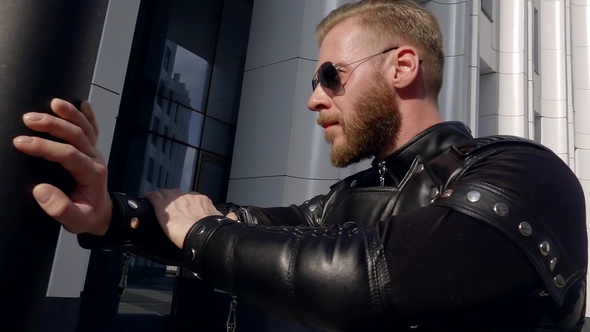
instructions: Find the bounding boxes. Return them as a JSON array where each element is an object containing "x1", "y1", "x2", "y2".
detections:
[{"x1": 141, "y1": 42, "x2": 195, "y2": 195}]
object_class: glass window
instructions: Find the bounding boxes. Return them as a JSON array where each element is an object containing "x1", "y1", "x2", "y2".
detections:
[
  {"x1": 168, "y1": 142, "x2": 198, "y2": 192},
  {"x1": 156, "y1": 79, "x2": 165, "y2": 107},
  {"x1": 151, "y1": 117, "x2": 160, "y2": 145},
  {"x1": 152, "y1": 103, "x2": 205, "y2": 147},
  {"x1": 196, "y1": 152, "x2": 226, "y2": 203},
  {"x1": 162, "y1": 126, "x2": 169, "y2": 154},
  {"x1": 169, "y1": 46, "x2": 211, "y2": 112},
  {"x1": 206, "y1": 59, "x2": 244, "y2": 125},
  {"x1": 147, "y1": 158, "x2": 154, "y2": 183},
  {"x1": 157, "y1": 165, "x2": 163, "y2": 186},
  {"x1": 100, "y1": 0, "x2": 253, "y2": 327},
  {"x1": 201, "y1": 117, "x2": 234, "y2": 157},
  {"x1": 163, "y1": 46, "x2": 171, "y2": 72}
]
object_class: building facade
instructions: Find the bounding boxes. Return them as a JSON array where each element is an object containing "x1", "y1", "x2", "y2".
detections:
[{"x1": 40, "y1": 0, "x2": 590, "y2": 331}]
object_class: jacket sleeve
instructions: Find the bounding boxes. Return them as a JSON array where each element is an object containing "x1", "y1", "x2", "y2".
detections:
[
  {"x1": 77, "y1": 192, "x2": 184, "y2": 266},
  {"x1": 180, "y1": 146, "x2": 587, "y2": 331},
  {"x1": 76, "y1": 193, "x2": 319, "y2": 265},
  {"x1": 216, "y1": 201, "x2": 316, "y2": 226}
]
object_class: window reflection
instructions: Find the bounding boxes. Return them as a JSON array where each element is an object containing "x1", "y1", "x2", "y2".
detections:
[
  {"x1": 202, "y1": 117, "x2": 234, "y2": 157},
  {"x1": 105, "y1": 0, "x2": 253, "y2": 326},
  {"x1": 169, "y1": 45, "x2": 211, "y2": 112},
  {"x1": 141, "y1": 135, "x2": 198, "y2": 196},
  {"x1": 197, "y1": 152, "x2": 226, "y2": 203}
]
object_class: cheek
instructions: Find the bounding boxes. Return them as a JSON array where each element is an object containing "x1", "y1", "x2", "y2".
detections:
[{"x1": 332, "y1": 99, "x2": 352, "y2": 122}]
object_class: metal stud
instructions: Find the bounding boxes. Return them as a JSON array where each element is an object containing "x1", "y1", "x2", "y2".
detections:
[
  {"x1": 518, "y1": 222, "x2": 532, "y2": 236},
  {"x1": 195, "y1": 225, "x2": 205, "y2": 235},
  {"x1": 309, "y1": 204, "x2": 318, "y2": 212},
  {"x1": 540, "y1": 241, "x2": 551, "y2": 256},
  {"x1": 441, "y1": 189, "x2": 453, "y2": 198},
  {"x1": 429, "y1": 187, "x2": 440, "y2": 200},
  {"x1": 127, "y1": 200, "x2": 138, "y2": 209},
  {"x1": 410, "y1": 326, "x2": 418, "y2": 329},
  {"x1": 414, "y1": 164, "x2": 424, "y2": 173},
  {"x1": 130, "y1": 217, "x2": 140, "y2": 229},
  {"x1": 493, "y1": 203, "x2": 509, "y2": 216},
  {"x1": 539, "y1": 290, "x2": 550, "y2": 297},
  {"x1": 190, "y1": 248, "x2": 196, "y2": 261},
  {"x1": 554, "y1": 274, "x2": 565, "y2": 288},
  {"x1": 192, "y1": 272, "x2": 202, "y2": 280},
  {"x1": 550, "y1": 258, "x2": 558, "y2": 271},
  {"x1": 466, "y1": 191, "x2": 481, "y2": 203},
  {"x1": 350, "y1": 180, "x2": 357, "y2": 188}
]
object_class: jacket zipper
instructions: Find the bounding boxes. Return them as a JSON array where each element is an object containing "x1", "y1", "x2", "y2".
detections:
[
  {"x1": 117, "y1": 252, "x2": 133, "y2": 296},
  {"x1": 227, "y1": 295, "x2": 237, "y2": 332},
  {"x1": 378, "y1": 161, "x2": 399, "y2": 187}
]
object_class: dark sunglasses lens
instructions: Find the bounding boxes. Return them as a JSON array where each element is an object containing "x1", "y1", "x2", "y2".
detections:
[{"x1": 318, "y1": 62, "x2": 341, "y2": 93}]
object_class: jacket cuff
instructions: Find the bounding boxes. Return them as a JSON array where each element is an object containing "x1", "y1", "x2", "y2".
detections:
[
  {"x1": 77, "y1": 192, "x2": 133, "y2": 249},
  {"x1": 77, "y1": 192, "x2": 184, "y2": 266}
]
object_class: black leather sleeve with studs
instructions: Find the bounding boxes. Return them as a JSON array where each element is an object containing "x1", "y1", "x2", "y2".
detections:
[
  {"x1": 77, "y1": 192, "x2": 184, "y2": 266},
  {"x1": 76, "y1": 192, "x2": 316, "y2": 265},
  {"x1": 182, "y1": 216, "x2": 394, "y2": 331}
]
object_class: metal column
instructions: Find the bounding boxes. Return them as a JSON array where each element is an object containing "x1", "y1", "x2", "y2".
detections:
[{"x1": 0, "y1": 1, "x2": 107, "y2": 330}]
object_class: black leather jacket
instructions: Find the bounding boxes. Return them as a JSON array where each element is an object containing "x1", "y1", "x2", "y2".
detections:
[{"x1": 79, "y1": 122, "x2": 587, "y2": 332}]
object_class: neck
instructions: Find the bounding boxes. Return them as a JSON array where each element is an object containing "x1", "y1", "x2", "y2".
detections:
[{"x1": 376, "y1": 99, "x2": 442, "y2": 160}]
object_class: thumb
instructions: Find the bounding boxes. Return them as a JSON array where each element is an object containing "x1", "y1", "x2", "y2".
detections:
[{"x1": 33, "y1": 184, "x2": 87, "y2": 234}]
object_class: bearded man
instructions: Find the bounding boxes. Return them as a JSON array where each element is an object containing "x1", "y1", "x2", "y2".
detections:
[{"x1": 13, "y1": 0, "x2": 587, "y2": 331}]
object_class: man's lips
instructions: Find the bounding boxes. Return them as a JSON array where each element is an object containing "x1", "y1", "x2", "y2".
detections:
[{"x1": 321, "y1": 122, "x2": 339, "y2": 129}]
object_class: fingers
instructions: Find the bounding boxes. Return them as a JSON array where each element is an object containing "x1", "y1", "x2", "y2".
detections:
[
  {"x1": 80, "y1": 100, "x2": 99, "y2": 140},
  {"x1": 13, "y1": 136, "x2": 106, "y2": 187},
  {"x1": 22, "y1": 112, "x2": 97, "y2": 158},
  {"x1": 33, "y1": 184, "x2": 88, "y2": 234},
  {"x1": 50, "y1": 99, "x2": 97, "y2": 146},
  {"x1": 144, "y1": 190, "x2": 166, "y2": 207}
]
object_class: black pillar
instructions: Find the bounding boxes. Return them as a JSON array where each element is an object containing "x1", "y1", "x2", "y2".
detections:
[{"x1": 0, "y1": 1, "x2": 107, "y2": 330}]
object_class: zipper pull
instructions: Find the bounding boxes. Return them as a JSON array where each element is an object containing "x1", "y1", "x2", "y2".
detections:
[
  {"x1": 226, "y1": 295, "x2": 238, "y2": 332},
  {"x1": 378, "y1": 161, "x2": 387, "y2": 187},
  {"x1": 117, "y1": 252, "x2": 133, "y2": 296}
]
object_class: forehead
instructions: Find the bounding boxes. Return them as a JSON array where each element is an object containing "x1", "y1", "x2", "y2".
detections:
[{"x1": 317, "y1": 20, "x2": 367, "y2": 66}]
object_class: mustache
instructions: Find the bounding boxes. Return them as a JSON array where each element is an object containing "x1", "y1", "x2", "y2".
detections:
[{"x1": 316, "y1": 113, "x2": 343, "y2": 127}]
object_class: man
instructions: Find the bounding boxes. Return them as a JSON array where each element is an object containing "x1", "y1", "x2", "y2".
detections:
[{"x1": 12, "y1": 0, "x2": 587, "y2": 331}]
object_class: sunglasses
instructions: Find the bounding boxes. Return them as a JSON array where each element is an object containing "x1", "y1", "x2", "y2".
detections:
[{"x1": 311, "y1": 46, "x2": 422, "y2": 95}]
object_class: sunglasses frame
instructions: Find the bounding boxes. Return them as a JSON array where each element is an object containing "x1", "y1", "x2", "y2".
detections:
[{"x1": 311, "y1": 46, "x2": 422, "y2": 95}]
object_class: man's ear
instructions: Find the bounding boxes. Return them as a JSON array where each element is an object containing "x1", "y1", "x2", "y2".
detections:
[{"x1": 386, "y1": 46, "x2": 421, "y2": 90}]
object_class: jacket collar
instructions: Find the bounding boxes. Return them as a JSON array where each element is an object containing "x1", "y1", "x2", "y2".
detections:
[{"x1": 371, "y1": 121, "x2": 473, "y2": 181}]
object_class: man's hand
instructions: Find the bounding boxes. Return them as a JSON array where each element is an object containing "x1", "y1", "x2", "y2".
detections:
[
  {"x1": 12, "y1": 98, "x2": 112, "y2": 236},
  {"x1": 145, "y1": 189, "x2": 223, "y2": 249}
]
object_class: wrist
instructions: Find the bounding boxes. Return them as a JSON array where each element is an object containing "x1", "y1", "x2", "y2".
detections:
[
  {"x1": 94, "y1": 192, "x2": 113, "y2": 236},
  {"x1": 226, "y1": 212, "x2": 239, "y2": 221}
]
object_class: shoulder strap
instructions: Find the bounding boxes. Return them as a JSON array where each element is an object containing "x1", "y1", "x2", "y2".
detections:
[{"x1": 427, "y1": 137, "x2": 583, "y2": 305}]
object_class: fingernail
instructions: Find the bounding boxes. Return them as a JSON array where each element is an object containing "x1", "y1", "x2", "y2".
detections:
[
  {"x1": 51, "y1": 99, "x2": 68, "y2": 109},
  {"x1": 14, "y1": 136, "x2": 33, "y2": 143},
  {"x1": 24, "y1": 112, "x2": 43, "y2": 121},
  {"x1": 34, "y1": 186, "x2": 52, "y2": 204}
]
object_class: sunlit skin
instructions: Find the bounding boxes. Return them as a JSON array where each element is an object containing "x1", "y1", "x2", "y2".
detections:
[{"x1": 308, "y1": 18, "x2": 443, "y2": 163}]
